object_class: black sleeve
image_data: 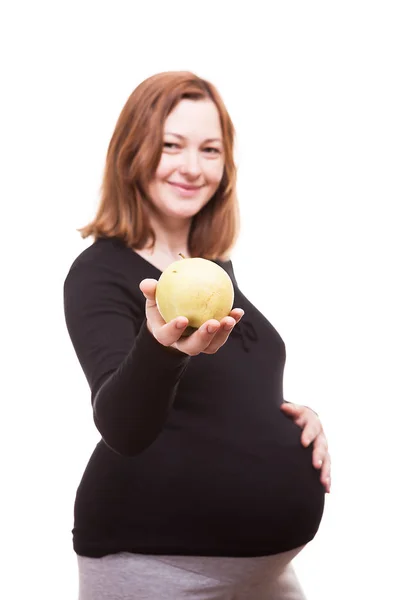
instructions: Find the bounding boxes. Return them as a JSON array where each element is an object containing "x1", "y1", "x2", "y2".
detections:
[{"x1": 63, "y1": 258, "x2": 190, "y2": 457}]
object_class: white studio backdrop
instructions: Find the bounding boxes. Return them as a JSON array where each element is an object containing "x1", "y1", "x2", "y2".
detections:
[{"x1": 1, "y1": 2, "x2": 399, "y2": 599}]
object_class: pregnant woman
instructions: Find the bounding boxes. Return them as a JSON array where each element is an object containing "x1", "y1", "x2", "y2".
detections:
[{"x1": 64, "y1": 71, "x2": 330, "y2": 599}]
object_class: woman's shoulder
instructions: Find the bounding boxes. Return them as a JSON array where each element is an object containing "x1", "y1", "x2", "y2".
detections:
[
  {"x1": 67, "y1": 236, "x2": 152, "y2": 277},
  {"x1": 63, "y1": 238, "x2": 127, "y2": 299},
  {"x1": 67, "y1": 236, "x2": 128, "y2": 271},
  {"x1": 64, "y1": 236, "x2": 159, "y2": 297}
]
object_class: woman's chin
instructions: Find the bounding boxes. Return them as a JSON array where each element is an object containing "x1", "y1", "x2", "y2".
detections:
[{"x1": 164, "y1": 202, "x2": 206, "y2": 220}]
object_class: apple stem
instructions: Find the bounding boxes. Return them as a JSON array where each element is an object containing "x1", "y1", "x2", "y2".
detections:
[{"x1": 178, "y1": 253, "x2": 186, "y2": 259}]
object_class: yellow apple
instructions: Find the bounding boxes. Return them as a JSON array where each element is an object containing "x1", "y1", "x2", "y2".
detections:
[{"x1": 155, "y1": 255, "x2": 234, "y2": 334}]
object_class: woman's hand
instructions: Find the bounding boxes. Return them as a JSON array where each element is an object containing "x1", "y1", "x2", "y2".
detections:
[
  {"x1": 139, "y1": 278, "x2": 244, "y2": 356},
  {"x1": 280, "y1": 402, "x2": 331, "y2": 493}
]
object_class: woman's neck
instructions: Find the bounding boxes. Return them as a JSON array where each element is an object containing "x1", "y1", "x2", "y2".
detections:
[
  {"x1": 134, "y1": 245, "x2": 190, "y2": 272},
  {"x1": 145, "y1": 213, "x2": 192, "y2": 263}
]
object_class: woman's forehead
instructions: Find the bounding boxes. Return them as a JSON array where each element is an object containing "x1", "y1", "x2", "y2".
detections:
[{"x1": 164, "y1": 99, "x2": 222, "y2": 139}]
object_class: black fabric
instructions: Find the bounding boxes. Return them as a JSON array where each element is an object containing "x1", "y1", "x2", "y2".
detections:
[{"x1": 64, "y1": 237, "x2": 325, "y2": 558}]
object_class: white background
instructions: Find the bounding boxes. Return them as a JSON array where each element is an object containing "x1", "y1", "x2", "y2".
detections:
[{"x1": 1, "y1": 1, "x2": 399, "y2": 598}]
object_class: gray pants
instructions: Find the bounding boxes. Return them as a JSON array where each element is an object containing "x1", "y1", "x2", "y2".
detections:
[{"x1": 77, "y1": 546, "x2": 307, "y2": 599}]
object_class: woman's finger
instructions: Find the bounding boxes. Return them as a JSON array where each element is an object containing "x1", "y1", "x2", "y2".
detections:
[
  {"x1": 320, "y1": 454, "x2": 331, "y2": 492},
  {"x1": 175, "y1": 319, "x2": 222, "y2": 355},
  {"x1": 202, "y1": 310, "x2": 244, "y2": 354},
  {"x1": 229, "y1": 308, "x2": 245, "y2": 322},
  {"x1": 312, "y1": 433, "x2": 329, "y2": 468},
  {"x1": 300, "y1": 419, "x2": 323, "y2": 447},
  {"x1": 171, "y1": 309, "x2": 244, "y2": 355},
  {"x1": 280, "y1": 403, "x2": 306, "y2": 428},
  {"x1": 202, "y1": 317, "x2": 236, "y2": 354},
  {"x1": 153, "y1": 317, "x2": 190, "y2": 346},
  {"x1": 139, "y1": 278, "x2": 158, "y2": 303},
  {"x1": 139, "y1": 279, "x2": 167, "y2": 330}
]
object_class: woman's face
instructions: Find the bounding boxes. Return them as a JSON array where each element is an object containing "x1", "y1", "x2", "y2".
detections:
[{"x1": 147, "y1": 99, "x2": 225, "y2": 221}]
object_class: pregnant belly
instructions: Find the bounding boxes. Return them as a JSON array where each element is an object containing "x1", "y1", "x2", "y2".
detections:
[
  {"x1": 75, "y1": 420, "x2": 325, "y2": 556},
  {"x1": 162, "y1": 429, "x2": 325, "y2": 554}
]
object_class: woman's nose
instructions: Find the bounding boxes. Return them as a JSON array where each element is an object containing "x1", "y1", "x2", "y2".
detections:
[{"x1": 179, "y1": 150, "x2": 202, "y2": 178}]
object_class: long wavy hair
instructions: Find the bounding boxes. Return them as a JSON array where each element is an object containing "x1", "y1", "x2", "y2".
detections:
[{"x1": 79, "y1": 71, "x2": 240, "y2": 260}]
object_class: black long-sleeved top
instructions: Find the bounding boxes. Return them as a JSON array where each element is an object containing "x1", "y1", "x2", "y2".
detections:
[{"x1": 63, "y1": 236, "x2": 325, "y2": 558}]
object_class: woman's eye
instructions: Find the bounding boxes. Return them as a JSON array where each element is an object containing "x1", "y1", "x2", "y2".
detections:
[
  {"x1": 163, "y1": 142, "x2": 180, "y2": 150},
  {"x1": 203, "y1": 147, "x2": 220, "y2": 154}
]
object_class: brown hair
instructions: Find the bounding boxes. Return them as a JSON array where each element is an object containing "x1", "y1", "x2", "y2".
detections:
[{"x1": 79, "y1": 71, "x2": 240, "y2": 260}]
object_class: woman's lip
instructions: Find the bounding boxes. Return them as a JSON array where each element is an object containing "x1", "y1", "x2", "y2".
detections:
[{"x1": 168, "y1": 182, "x2": 203, "y2": 190}]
